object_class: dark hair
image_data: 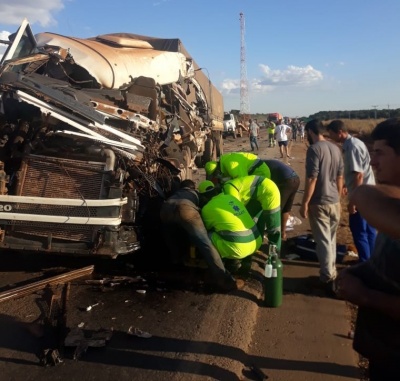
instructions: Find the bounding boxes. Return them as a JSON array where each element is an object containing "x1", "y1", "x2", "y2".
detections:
[
  {"x1": 304, "y1": 119, "x2": 324, "y2": 135},
  {"x1": 180, "y1": 179, "x2": 196, "y2": 189},
  {"x1": 326, "y1": 119, "x2": 347, "y2": 133},
  {"x1": 371, "y1": 118, "x2": 400, "y2": 155}
]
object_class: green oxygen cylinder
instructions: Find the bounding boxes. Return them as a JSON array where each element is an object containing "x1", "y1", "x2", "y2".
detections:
[{"x1": 264, "y1": 245, "x2": 283, "y2": 307}]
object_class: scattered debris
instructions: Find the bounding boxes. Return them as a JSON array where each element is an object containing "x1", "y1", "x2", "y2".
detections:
[
  {"x1": 78, "y1": 322, "x2": 85, "y2": 328},
  {"x1": 128, "y1": 326, "x2": 152, "y2": 338},
  {"x1": 65, "y1": 328, "x2": 113, "y2": 360},
  {"x1": 39, "y1": 348, "x2": 63, "y2": 367},
  {"x1": 285, "y1": 253, "x2": 301, "y2": 260},
  {"x1": 0, "y1": 266, "x2": 94, "y2": 303},
  {"x1": 136, "y1": 289, "x2": 147, "y2": 294},
  {"x1": 285, "y1": 215, "x2": 302, "y2": 231},
  {"x1": 86, "y1": 276, "x2": 143, "y2": 286},
  {"x1": 85, "y1": 303, "x2": 100, "y2": 311}
]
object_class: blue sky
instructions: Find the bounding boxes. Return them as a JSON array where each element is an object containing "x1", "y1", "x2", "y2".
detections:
[{"x1": 0, "y1": 0, "x2": 399, "y2": 117}]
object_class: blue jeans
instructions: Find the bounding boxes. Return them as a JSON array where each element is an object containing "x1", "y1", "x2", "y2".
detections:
[
  {"x1": 250, "y1": 136, "x2": 259, "y2": 151},
  {"x1": 349, "y1": 211, "x2": 376, "y2": 262}
]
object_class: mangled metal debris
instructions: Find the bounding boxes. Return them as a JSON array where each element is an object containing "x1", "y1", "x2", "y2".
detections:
[
  {"x1": 0, "y1": 18, "x2": 225, "y2": 258},
  {"x1": 0, "y1": 265, "x2": 94, "y2": 303}
]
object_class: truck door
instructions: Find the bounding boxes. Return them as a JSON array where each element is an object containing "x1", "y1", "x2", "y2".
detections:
[{"x1": 0, "y1": 18, "x2": 37, "y2": 65}]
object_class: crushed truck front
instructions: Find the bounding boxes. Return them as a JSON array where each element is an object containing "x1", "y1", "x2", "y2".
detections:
[{"x1": 0, "y1": 19, "x2": 223, "y2": 257}]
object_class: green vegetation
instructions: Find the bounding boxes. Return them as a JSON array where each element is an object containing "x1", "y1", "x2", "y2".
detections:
[{"x1": 245, "y1": 108, "x2": 399, "y2": 122}]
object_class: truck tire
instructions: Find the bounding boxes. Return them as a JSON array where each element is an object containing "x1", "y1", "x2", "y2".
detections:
[
  {"x1": 213, "y1": 131, "x2": 223, "y2": 158},
  {"x1": 203, "y1": 137, "x2": 215, "y2": 164}
]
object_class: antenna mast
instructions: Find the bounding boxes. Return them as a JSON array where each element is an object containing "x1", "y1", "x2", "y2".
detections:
[{"x1": 240, "y1": 12, "x2": 250, "y2": 118}]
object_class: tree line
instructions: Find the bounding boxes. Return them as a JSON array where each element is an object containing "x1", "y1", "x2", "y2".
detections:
[{"x1": 249, "y1": 108, "x2": 400, "y2": 122}]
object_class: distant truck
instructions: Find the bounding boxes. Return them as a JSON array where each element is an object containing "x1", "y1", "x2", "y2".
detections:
[
  {"x1": 223, "y1": 110, "x2": 249, "y2": 139},
  {"x1": 223, "y1": 113, "x2": 242, "y2": 139},
  {"x1": 0, "y1": 19, "x2": 225, "y2": 257},
  {"x1": 267, "y1": 113, "x2": 283, "y2": 125}
]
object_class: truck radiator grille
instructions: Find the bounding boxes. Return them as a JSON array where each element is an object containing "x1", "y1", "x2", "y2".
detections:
[
  {"x1": 11, "y1": 156, "x2": 106, "y2": 242},
  {"x1": 9, "y1": 221, "x2": 95, "y2": 242},
  {"x1": 19, "y1": 156, "x2": 105, "y2": 199}
]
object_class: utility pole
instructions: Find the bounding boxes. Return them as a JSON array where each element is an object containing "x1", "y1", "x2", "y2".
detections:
[
  {"x1": 372, "y1": 105, "x2": 378, "y2": 119},
  {"x1": 239, "y1": 12, "x2": 250, "y2": 123}
]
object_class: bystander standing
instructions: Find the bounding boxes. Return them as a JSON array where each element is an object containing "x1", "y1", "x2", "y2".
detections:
[
  {"x1": 326, "y1": 119, "x2": 376, "y2": 262},
  {"x1": 275, "y1": 119, "x2": 292, "y2": 159},
  {"x1": 248, "y1": 119, "x2": 259, "y2": 152},
  {"x1": 300, "y1": 119, "x2": 344, "y2": 297}
]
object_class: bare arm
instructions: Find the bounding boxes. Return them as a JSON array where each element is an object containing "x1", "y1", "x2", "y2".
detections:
[
  {"x1": 336, "y1": 175, "x2": 344, "y2": 199},
  {"x1": 337, "y1": 269, "x2": 400, "y2": 320},
  {"x1": 300, "y1": 177, "x2": 317, "y2": 218},
  {"x1": 350, "y1": 184, "x2": 400, "y2": 239},
  {"x1": 347, "y1": 172, "x2": 363, "y2": 214}
]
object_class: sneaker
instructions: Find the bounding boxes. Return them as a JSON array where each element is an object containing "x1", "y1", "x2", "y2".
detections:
[{"x1": 324, "y1": 280, "x2": 339, "y2": 299}]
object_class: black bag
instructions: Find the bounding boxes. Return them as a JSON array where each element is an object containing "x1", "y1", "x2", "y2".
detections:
[{"x1": 294, "y1": 235, "x2": 346, "y2": 263}]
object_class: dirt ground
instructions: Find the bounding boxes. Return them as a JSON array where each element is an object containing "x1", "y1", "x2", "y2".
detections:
[
  {"x1": 220, "y1": 125, "x2": 368, "y2": 380},
  {"x1": 0, "y1": 125, "x2": 368, "y2": 380}
]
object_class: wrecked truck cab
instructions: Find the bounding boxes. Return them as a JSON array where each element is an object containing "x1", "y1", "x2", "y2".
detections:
[{"x1": 0, "y1": 19, "x2": 224, "y2": 258}]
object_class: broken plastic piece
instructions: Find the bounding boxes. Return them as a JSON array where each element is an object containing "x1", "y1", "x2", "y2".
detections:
[
  {"x1": 86, "y1": 302, "x2": 99, "y2": 311},
  {"x1": 128, "y1": 326, "x2": 152, "y2": 338},
  {"x1": 285, "y1": 253, "x2": 301, "y2": 260}
]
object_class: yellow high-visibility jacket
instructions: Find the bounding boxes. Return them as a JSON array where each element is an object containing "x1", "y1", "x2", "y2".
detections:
[
  {"x1": 223, "y1": 175, "x2": 280, "y2": 212},
  {"x1": 223, "y1": 175, "x2": 282, "y2": 251},
  {"x1": 219, "y1": 152, "x2": 271, "y2": 180},
  {"x1": 201, "y1": 193, "x2": 262, "y2": 259}
]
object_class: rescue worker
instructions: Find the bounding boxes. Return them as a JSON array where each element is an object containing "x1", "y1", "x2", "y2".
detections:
[
  {"x1": 267, "y1": 121, "x2": 276, "y2": 147},
  {"x1": 223, "y1": 175, "x2": 282, "y2": 251},
  {"x1": 160, "y1": 179, "x2": 238, "y2": 292},
  {"x1": 205, "y1": 152, "x2": 271, "y2": 185},
  {"x1": 264, "y1": 159, "x2": 300, "y2": 241},
  {"x1": 199, "y1": 180, "x2": 262, "y2": 265}
]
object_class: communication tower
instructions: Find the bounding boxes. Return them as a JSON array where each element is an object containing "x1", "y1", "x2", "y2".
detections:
[{"x1": 239, "y1": 12, "x2": 250, "y2": 119}]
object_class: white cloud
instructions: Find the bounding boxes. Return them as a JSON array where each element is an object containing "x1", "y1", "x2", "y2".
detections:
[
  {"x1": 0, "y1": 0, "x2": 64, "y2": 27},
  {"x1": 220, "y1": 64, "x2": 323, "y2": 95},
  {"x1": 0, "y1": 31, "x2": 11, "y2": 58},
  {"x1": 221, "y1": 78, "x2": 240, "y2": 94},
  {"x1": 259, "y1": 64, "x2": 323, "y2": 86}
]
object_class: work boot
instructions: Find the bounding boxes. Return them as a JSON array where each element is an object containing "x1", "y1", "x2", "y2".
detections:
[
  {"x1": 214, "y1": 275, "x2": 244, "y2": 293},
  {"x1": 224, "y1": 259, "x2": 242, "y2": 274},
  {"x1": 215, "y1": 276, "x2": 237, "y2": 292}
]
